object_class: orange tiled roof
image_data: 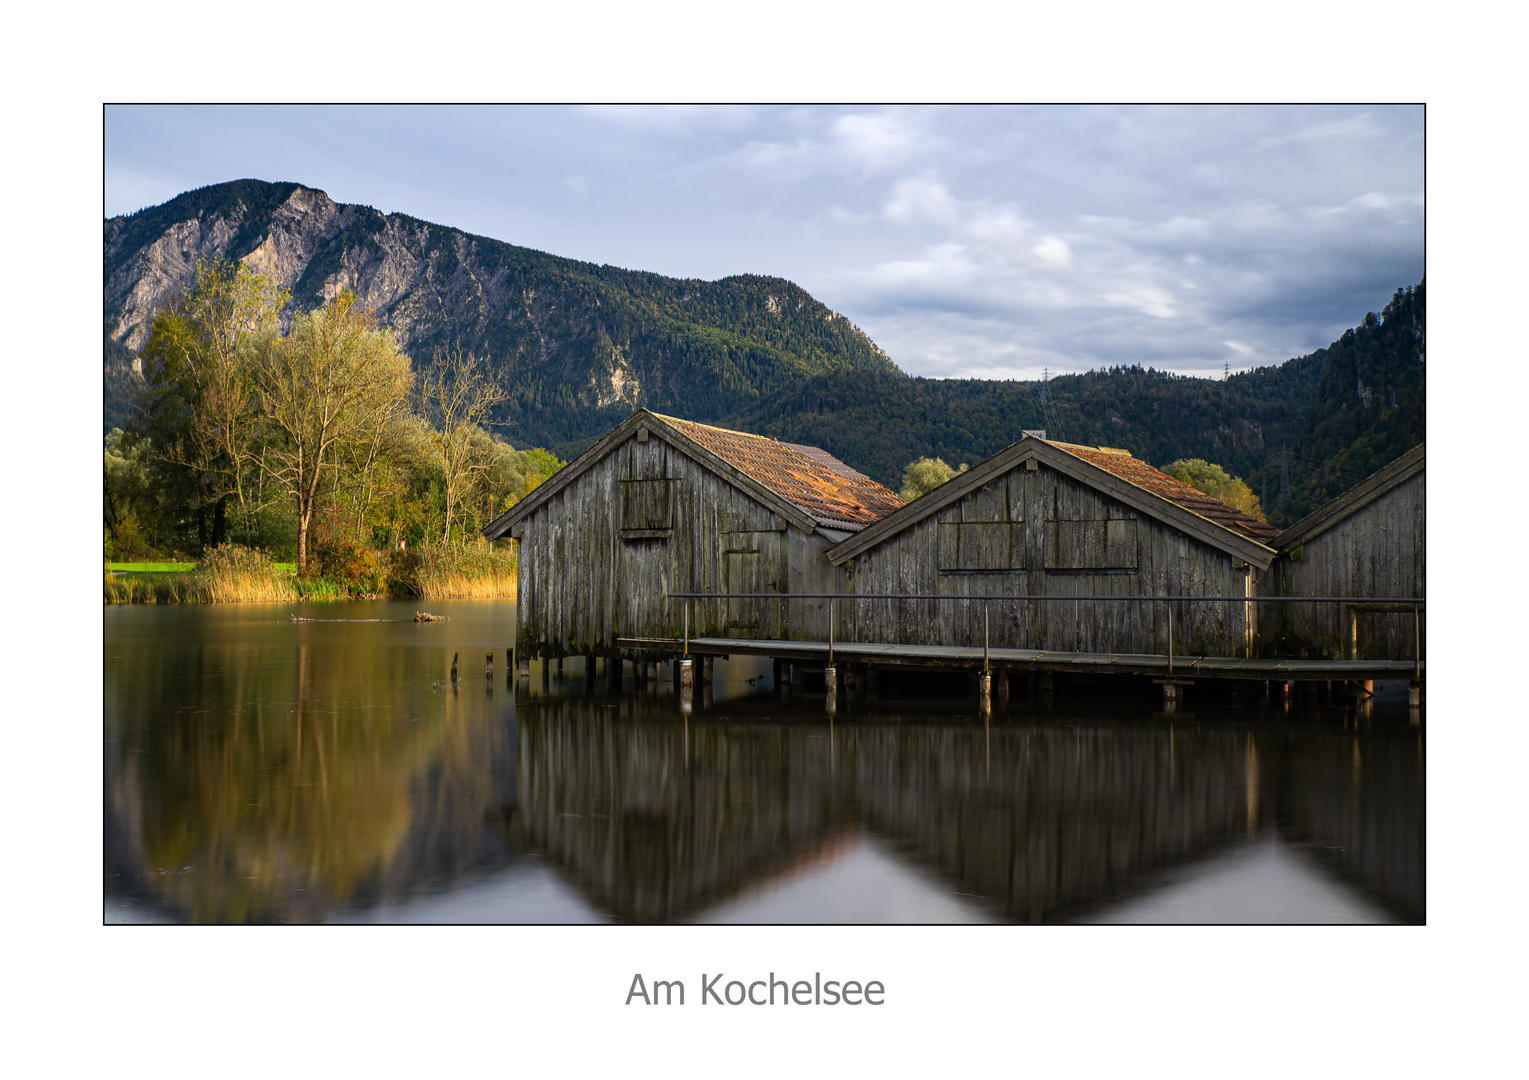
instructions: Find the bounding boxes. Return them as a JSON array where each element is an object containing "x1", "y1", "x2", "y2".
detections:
[
  {"x1": 657, "y1": 414, "x2": 904, "y2": 530},
  {"x1": 1050, "y1": 442, "x2": 1281, "y2": 543}
]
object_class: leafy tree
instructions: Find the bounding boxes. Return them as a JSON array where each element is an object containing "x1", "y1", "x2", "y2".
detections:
[
  {"x1": 899, "y1": 457, "x2": 968, "y2": 501},
  {"x1": 1162, "y1": 458, "x2": 1266, "y2": 522},
  {"x1": 249, "y1": 292, "x2": 413, "y2": 575},
  {"x1": 128, "y1": 258, "x2": 286, "y2": 548}
]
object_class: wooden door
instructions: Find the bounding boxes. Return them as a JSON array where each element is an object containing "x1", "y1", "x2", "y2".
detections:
[{"x1": 724, "y1": 531, "x2": 786, "y2": 639}]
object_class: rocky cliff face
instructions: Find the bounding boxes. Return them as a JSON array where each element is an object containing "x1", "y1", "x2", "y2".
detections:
[{"x1": 104, "y1": 179, "x2": 899, "y2": 450}]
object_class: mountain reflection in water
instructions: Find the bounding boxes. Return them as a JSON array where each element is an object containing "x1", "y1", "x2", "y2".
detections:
[{"x1": 105, "y1": 601, "x2": 1423, "y2": 924}]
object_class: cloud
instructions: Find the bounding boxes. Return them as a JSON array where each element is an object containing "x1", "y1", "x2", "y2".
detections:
[
  {"x1": 830, "y1": 113, "x2": 918, "y2": 171},
  {"x1": 883, "y1": 177, "x2": 961, "y2": 225},
  {"x1": 1031, "y1": 236, "x2": 1073, "y2": 270},
  {"x1": 1255, "y1": 112, "x2": 1385, "y2": 149}
]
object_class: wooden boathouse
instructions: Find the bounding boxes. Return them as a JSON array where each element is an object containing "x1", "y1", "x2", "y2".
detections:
[
  {"x1": 825, "y1": 434, "x2": 1283, "y2": 658},
  {"x1": 1258, "y1": 444, "x2": 1425, "y2": 662},
  {"x1": 481, "y1": 408, "x2": 904, "y2": 663}
]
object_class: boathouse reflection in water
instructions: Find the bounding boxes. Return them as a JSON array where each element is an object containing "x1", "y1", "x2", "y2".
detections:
[{"x1": 503, "y1": 691, "x2": 1421, "y2": 924}]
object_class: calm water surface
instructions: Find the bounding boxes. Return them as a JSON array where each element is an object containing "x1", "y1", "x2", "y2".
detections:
[{"x1": 104, "y1": 600, "x2": 1423, "y2": 924}]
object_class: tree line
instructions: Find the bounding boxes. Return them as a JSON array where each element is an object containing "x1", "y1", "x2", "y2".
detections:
[{"x1": 105, "y1": 259, "x2": 563, "y2": 575}]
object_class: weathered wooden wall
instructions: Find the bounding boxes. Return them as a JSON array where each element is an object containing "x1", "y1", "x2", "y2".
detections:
[
  {"x1": 515, "y1": 432, "x2": 849, "y2": 655},
  {"x1": 1260, "y1": 471, "x2": 1425, "y2": 661},
  {"x1": 847, "y1": 461, "x2": 1255, "y2": 656}
]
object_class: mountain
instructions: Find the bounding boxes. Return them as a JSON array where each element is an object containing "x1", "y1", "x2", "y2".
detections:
[
  {"x1": 105, "y1": 180, "x2": 1423, "y2": 528},
  {"x1": 1247, "y1": 281, "x2": 1425, "y2": 524},
  {"x1": 103, "y1": 180, "x2": 898, "y2": 449}
]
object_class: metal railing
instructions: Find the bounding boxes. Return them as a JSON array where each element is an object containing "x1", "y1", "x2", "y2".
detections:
[{"x1": 669, "y1": 592, "x2": 1425, "y2": 680}]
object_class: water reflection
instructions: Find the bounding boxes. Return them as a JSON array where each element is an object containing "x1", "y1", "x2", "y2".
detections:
[
  {"x1": 105, "y1": 605, "x2": 1423, "y2": 923},
  {"x1": 105, "y1": 601, "x2": 521, "y2": 923}
]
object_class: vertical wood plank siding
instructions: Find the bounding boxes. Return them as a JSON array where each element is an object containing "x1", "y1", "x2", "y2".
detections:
[
  {"x1": 848, "y1": 462, "x2": 1252, "y2": 657},
  {"x1": 1260, "y1": 471, "x2": 1425, "y2": 661},
  {"x1": 515, "y1": 433, "x2": 850, "y2": 655}
]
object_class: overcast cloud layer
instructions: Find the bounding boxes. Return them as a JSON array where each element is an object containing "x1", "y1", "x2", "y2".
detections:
[{"x1": 106, "y1": 105, "x2": 1423, "y2": 381}]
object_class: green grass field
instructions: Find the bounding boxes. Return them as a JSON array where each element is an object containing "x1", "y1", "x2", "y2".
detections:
[
  {"x1": 107, "y1": 561, "x2": 298, "y2": 573},
  {"x1": 107, "y1": 562, "x2": 199, "y2": 572}
]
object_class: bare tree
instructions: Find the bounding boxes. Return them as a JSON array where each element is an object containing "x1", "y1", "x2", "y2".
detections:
[
  {"x1": 418, "y1": 348, "x2": 509, "y2": 544},
  {"x1": 250, "y1": 292, "x2": 413, "y2": 575}
]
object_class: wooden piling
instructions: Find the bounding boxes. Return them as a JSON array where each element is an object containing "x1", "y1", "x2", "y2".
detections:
[
  {"x1": 824, "y1": 664, "x2": 837, "y2": 699},
  {"x1": 450, "y1": 652, "x2": 458, "y2": 683},
  {"x1": 485, "y1": 652, "x2": 493, "y2": 680}
]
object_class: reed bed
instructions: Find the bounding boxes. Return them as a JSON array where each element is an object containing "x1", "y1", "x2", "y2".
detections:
[
  {"x1": 198, "y1": 545, "x2": 297, "y2": 603},
  {"x1": 104, "y1": 570, "x2": 205, "y2": 604},
  {"x1": 405, "y1": 546, "x2": 518, "y2": 600}
]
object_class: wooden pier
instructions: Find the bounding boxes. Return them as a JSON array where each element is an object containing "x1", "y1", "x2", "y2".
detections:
[{"x1": 616, "y1": 634, "x2": 1420, "y2": 683}]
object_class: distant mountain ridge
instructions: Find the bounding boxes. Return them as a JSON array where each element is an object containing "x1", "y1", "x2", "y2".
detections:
[
  {"x1": 104, "y1": 180, "x2": 1423, "y2": 528},
  {"x1": 104, "y1": 179, "x2": 898, "y2": 447}
]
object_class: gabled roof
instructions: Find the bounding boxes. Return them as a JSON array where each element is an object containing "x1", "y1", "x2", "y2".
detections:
[
  {"x1": 826, "y1": 435, "x2": 1279, "y2": 569},
  {"x1": 1272, "y1": 444, "x2": 1425, "y2": 553},
  {"x1": 657, "y1": 414, "x2": 904, "y2": 530},
  {"x1": 481, "y1": 409, "x2": 902, "y2": 541}
]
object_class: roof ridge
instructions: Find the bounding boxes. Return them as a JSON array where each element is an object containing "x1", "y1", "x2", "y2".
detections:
[{"x1": 653, "y1": 412, "x2": 775, "y2": 442}]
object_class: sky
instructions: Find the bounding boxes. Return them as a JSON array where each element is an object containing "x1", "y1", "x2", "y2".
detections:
[{"x1": 105, "y1": 104, "x2": 1423, "y2": 382}]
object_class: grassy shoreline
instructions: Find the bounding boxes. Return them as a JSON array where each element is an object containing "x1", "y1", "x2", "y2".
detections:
[{"x1": 105, "y1": 545, "x2": 516, "y2": 604}]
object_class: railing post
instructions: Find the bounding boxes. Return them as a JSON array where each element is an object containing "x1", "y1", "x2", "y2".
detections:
[
  {"x1": 829, "y1": 597, "x2": 835, "y2": 664},
  {"x1": 683, "y1": 600, "x2": 689, "y2": 658},
  {"x1": 1415, "y1": 604, "x2": 1421, "y2": 684},
  {"x1": 1167, "y1": 603, "x2": 1173, "y2": 675},
  {"x1": 983, "y1": 599, "x2": 990, "y2": 672}
]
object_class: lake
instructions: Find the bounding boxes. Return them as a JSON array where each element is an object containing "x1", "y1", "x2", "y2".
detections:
[{"x1": 104, "y1": 599, "x2": 1423, "y2": 924}]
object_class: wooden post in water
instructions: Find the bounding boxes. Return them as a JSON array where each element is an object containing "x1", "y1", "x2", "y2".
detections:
[
  {"x1": 978, "y1": 670, "x2": 991, "y2": 715},
  {"x1": 485, "y1": 652, "x2": 493, "y2": 680},
  {"x1": 824, "y1": 663, "x2": 837, "y2": 699},
  {"x1": 680, "y1": 657, "x2": 694, "y2": 689},
  {"x1": 451, "y1": 652, "x2": 458, "y2": 683}
]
